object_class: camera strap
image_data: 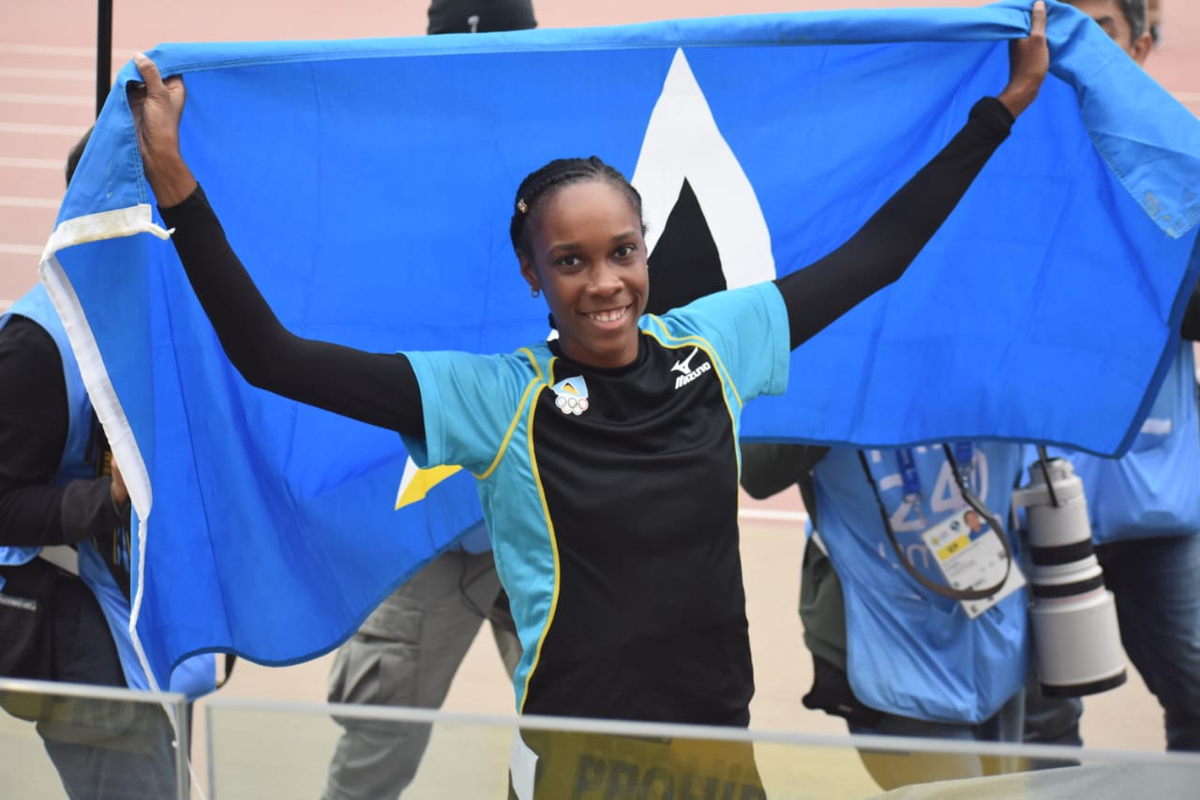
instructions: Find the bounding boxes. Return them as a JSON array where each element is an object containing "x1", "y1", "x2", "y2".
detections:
[{"x1": 858, "y1": 445, "x2": 1013, "y2": 602}]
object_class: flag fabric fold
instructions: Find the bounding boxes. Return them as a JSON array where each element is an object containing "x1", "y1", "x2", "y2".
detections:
[{"x1": 41, "y1": 1, "x2": 1200, "y2": 687}]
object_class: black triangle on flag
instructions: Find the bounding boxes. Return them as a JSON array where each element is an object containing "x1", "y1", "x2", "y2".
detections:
[
  {"x1": 645, "y1": 178, "x2": 726, "y2": 315},
  {"x1": 633, "y1": 48, "x2": 776, "y2": 319}
]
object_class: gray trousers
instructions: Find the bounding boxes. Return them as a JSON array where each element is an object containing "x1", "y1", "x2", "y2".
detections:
[{"x1": 322, "y1": 549, "x2": 520, "y2": 800}]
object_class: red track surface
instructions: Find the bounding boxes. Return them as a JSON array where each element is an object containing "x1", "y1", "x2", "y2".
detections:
[{"x1": 2, "y1": 1, "x2": 1197, "y2": 306}]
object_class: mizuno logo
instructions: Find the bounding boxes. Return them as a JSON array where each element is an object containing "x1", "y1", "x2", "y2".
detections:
[
  {"x1": 671, "y1": 347, "x2": 711, "y2": 390},
  {"x1": 671, "y1": 348, "x2": 700, "y2": 375}
]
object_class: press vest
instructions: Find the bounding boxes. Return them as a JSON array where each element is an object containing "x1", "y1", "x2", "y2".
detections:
[
  {"x1": 0, "y1": 285, "x2": 213, "y2": 696},
  {"x1": 0, "y1": 285, "x2": 93, "y2": 572},
  {"x1": 812, "y1": 443, "x2": 1028, "y2": 724},
  {"x1": 1064, "y1": 341, "x2": 1200, "y2": 544}
]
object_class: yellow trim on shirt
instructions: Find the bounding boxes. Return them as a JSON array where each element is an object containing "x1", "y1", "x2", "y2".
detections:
[
  {"x1": 644, "y1": 316, "x2": 744, "y2": 410},
  {"x1": 519, "y1": 347, "x2": 546, "y2": 384},
  {"x1": 518, "y1": 364, "x2": 562, "y2": 713},
  {"x1": 475, "y1": 375, "x2": 542, "y2": 480}
]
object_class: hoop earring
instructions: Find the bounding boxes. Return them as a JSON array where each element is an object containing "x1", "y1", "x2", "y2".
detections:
[{"x1": 530, "y1": 287, "x2": 540, "y2": 298}]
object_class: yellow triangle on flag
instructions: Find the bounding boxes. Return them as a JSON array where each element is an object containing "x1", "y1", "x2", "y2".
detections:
[{"x1": 395, "y1": 459, "x2": 464, "y2": 509}]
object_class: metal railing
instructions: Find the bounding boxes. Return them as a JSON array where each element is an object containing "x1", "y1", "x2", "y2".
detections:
[
  {"x1": 4, "y1": 677, "x2": 1200, "y2": 799},
  {"x1": 0, "y1": 677, "x2": 189, "y2": 800}
]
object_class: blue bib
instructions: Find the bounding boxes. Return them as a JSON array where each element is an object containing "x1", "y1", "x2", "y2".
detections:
[
  {"x1": 813, "y1": 443, "x2": 1028, "y2": 723},
  {"x1": 0, "y1": 286, "x2": 92, "y2": 570},
  {"x1": 1061, "y1": 342, "x2": 1200, "y2": 544},
  {"x1": 0, "y1": 286, "x2": 214, "y2": 697}
]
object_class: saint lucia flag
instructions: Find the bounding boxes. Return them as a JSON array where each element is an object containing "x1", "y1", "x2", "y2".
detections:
[{"x1": 40, "y1": 1, "x2": 1200, "y2": 687}]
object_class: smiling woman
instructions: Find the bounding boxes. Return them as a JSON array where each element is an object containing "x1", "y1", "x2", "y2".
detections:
[
  {"x1": 126, "y1": 3, "x2": 1047, "y2": 795},
  {"x1": 512, "y1": 159, "x2": 649, "y2": 368}
]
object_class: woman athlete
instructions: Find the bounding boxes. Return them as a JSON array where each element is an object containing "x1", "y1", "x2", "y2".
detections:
[{"x1": 129, "y1": 3, "x2": 1048, "y2": 732}]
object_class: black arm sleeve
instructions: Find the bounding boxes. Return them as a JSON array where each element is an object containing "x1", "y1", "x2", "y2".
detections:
[
  {"x1": 776, "y1": 97, "x2": 1015, "y2": 349},
  {"x1": 0, "y1": 318, "x2": 122, "y2": 546},
  {"x1": 159, "y1": 188, "x2": 425, "y2": 438},
  {"x1": 739, "y1": 443, "x2": 828, "y2": 500},
  {"x1": 1181, "y1": 283, "x2": 1200, "y2": 342}
]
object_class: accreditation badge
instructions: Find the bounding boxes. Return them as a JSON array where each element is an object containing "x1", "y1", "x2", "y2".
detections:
[{"x1": 921, "y1": 508, "x2": 1026, "y2": 619}]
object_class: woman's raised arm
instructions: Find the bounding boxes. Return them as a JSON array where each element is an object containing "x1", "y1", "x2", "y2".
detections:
[
  {"x1": 776, "y1": 1, "x2": 1049, "y2": 350},
  {"x1": 129, "y1": 54, "x2": 425, "y2": 437}
]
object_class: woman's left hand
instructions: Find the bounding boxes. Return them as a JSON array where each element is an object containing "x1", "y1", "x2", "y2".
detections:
[
  {"x1": 128, "y1": 52, "x2": 197, "y2": 207},
  {"x1": 998, "y1": 0, "x2": 1049, "y2": 118}
]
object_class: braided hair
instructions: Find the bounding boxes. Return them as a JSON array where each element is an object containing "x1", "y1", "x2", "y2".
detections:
[{"x1": 509, "y1": 156, "x2": 643, "y2": 258}]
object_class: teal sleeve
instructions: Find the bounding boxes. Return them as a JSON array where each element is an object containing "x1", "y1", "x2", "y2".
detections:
[
  {"x1": 659, "y1": 282, "x2": 789, "y2": 402},
  {"x1": 399, "y1": 350, "x2": 534, "y2": 475}
]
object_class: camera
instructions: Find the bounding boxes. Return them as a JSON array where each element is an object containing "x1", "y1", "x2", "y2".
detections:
[{"x1": 1015, "y1": 457, "x2": 1126, "y2": 697}]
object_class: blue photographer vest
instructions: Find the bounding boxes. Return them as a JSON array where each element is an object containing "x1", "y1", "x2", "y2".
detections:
[
  {"x1": 812, "y1": 443, "x2": 1028, "y2": 724},
  {"x1": 0, "y1": 285, "x2": 93, "y2": 572},
  {"x1": 1063, "y1": 341, "x2": 1200, "y2": 544},
  {"x1": 0, "y1": 285, "x2": 214, "y2": 697}
]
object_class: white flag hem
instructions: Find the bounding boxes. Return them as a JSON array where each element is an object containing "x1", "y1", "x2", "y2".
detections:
[
  {"x1": 36, "y1": 205, "x2": 210, "y2": 798},
  {"x1": 38, "y1": 203, "x2": 170, "y2": 700}
]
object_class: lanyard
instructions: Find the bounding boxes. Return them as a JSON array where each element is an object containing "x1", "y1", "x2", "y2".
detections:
[
  {"x1": 859, "y1": 443, "x2": 1011, "y2": 603},
  {"x1": 894, "y1": 443, "x2": 974, "y2": 500},
  {"x1": 894, "y1": 449, "x2": 922, "y2": 498}
]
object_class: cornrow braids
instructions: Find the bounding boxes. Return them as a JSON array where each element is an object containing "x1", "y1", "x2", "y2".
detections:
[{"x1": 509, "y1": 156, "x2": 643, "y2": 257}]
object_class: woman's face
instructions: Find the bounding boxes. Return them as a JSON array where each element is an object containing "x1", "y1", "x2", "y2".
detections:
[{"x1": 519, "y1": 179, "x2": 649, "y2": 369}]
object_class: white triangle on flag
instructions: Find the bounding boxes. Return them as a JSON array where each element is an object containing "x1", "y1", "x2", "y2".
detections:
[{"x1": 632, "y1": 48, "x2": 776, "y2": 289}]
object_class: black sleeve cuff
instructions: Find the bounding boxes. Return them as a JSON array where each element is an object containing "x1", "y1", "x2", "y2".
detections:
[
  {"x1": 971, "y1": 96, "x2": 1015, "y2": 138},
  {"x1": 1180, "y1": 282, "x2": 1200, "y2": 342},
  {"x1": 159, "y1": 183, "x2": 211, "y2": 229}
]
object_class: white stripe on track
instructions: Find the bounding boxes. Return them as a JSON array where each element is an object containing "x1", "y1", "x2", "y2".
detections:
[
  {"x1": 0, "y1": 66, "x2": 94, "y2": 80},
  {"x1": 0, "y1": 244, "x2": 43, "y2": 255},
  {"x1": 0, "y1": 92, "x2": 92, "y2": 107},
  {"x1": 0, "y1": 43, "x2": 95, "y2": 57},
  {"x1": 738, "y1": 509, "x2": 809, "y2": 524},
  {"x1": 0, "y1": 196, "x2": 60, "y2": 209},
  {"x1": 0, "y1": 122, "x2": 85, "y2": 135},
  {"x1": 0, "y1": 156, "x2": 62, "y2": 169}
]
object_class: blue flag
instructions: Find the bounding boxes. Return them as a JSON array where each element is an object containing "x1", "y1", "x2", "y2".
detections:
[{"x1": 40, "y1": 1, "x2": 1200, "y2": 687}]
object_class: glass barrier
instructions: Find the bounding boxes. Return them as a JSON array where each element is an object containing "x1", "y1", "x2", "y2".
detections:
[
  {"x1": 0, "y1": 677, "x2": 190, "y2": 800},
  {"x1": 204, "y1": 697, "x2": 1200, "y2": 800}
]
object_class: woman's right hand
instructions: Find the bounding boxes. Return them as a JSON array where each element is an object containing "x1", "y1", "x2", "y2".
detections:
[
  {"x1": 997, "y1": 1, "x2": 1049, "y2": 119},
  {"x1": 129, "y1": 53, "x2": 197, "y2": 207}
]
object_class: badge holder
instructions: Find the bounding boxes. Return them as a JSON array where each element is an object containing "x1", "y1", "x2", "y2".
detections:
[{"x1": 858, "y1": 445, "x2": 1022, "y2": 614}]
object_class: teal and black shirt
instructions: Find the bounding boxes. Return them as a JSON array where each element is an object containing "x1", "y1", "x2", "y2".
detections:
[
  {"x1": 162, "y1": 96, "x2": 1014, "y2": 724},
  {"x1": 404, "y1": 284, "x2": 787, "y2": 723}
]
